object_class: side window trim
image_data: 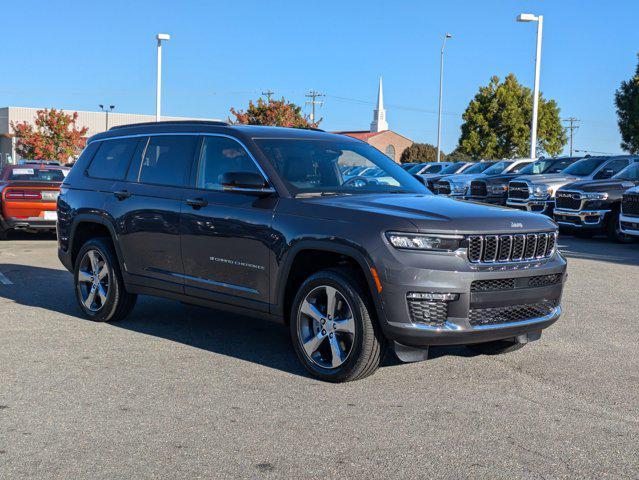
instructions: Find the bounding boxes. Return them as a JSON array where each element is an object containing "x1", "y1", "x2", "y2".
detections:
[{"x1": 193, "y1": 134, "x2": 269, "y2": 192}]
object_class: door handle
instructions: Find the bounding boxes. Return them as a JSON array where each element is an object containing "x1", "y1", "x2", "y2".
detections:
[
  {"x1": 114, "y1": 190, "x2": 131, "y2": 200},
  {"x1": 186, "y1": 197, "x2": 208, "y2": 209}
]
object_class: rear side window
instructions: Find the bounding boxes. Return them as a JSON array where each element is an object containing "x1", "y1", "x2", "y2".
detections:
[
  {"x1": 137, "y1": 135, "x2": 197, "y2": 187},
  {"x1": 87, "y1": 138, "x2": 138, "y2": 180}
]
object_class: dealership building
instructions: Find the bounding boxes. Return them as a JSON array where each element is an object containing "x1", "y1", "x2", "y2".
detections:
[{"x1": 0, "y1": 106, "x2": 211, "y2": 166}]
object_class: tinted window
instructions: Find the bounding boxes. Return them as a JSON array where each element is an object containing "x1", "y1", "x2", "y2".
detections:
[
  {"x1": 8, "y1": 167, "x2": 66, "y2": 182},
  {"x1": 423, "y1": 164, "x2": 443, "y2": 173},
  {"x1": 87, "y1": 138, "x2": 138, "y2": 180},
  {"x1": 137, "y1": 135, "x2": 198, "y2": 187},
  {"x1": 483, "y1": 161, "x2": 513, "y2": 175},
  {"x1": 440, "y1": 163, "x2": 466, "y2": 174},
  {"x1": 596, "y1": 159, "x2": 629, "y2": 179},
  {"x1": 614, "y1": 162, "x2": 639, "y2": 181},
  {"x1": 509, "y1": 162, "x2": 531, "y2": 173},
  {"x1": 464, "y1": 162, "x2": 494, "y2": 174},
  {"x1": 196, "y1": 136, "x2": 261, "y2": 190},
  {"x1": 562, "y1": 157, "x2": 607, "y2": 176}
]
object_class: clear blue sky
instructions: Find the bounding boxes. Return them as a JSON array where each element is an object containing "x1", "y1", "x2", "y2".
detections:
[{"x1": 1, "y1": 0, "x2": 638, "y2": 156}]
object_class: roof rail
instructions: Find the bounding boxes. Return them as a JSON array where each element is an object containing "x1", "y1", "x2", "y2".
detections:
[{"x1": 109, "y1": 120, "x2": 229, "y2": 131}]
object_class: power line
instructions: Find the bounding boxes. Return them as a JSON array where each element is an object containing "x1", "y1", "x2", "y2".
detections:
[
  {"x1": 563, "y1": 117, "x2": 580, "y2": 156},
  {"x1": 305, "y1": 90, "x2": 325, "y2": 123}
]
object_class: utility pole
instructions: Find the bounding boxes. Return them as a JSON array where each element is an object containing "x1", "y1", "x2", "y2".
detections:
[
  {"x1": 262, "y1": 90, "x2": 274, "y2": 101},
  {"x1": 99, "y1": 104, "x2": 115, "y2": 130},
  {"x1": 155, "y1": 33, "x2": 171, "y2": 122},
  {"x1": 436, "y1": 33, "x2": 452, "y2": 162},
  {"x1": 563, "y1": 117, "x2": 580, "y2": 156},
  {"x1": 305, "y1": 90, "x2": 324, "y2": 123}
]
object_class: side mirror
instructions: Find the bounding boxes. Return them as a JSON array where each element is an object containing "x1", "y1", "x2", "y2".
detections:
[{"x1": 221, "y1": 171, "x2": 273, "y2": 192}]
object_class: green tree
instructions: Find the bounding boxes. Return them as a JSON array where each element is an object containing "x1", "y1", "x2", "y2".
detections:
[
  {"x1": 400, "y1": 143, "x2": 443, "y2": 163},
  {"x1": 230, "y1": 97, "x2": 320, "y2": 128},
  {"x1": 615, "y1": 54, "x2": 639, "y2": 153},
  {"x1": 458, "y1": 74, "x2": 566, "y2": 158},
  {"x1": 446, "y1": 146, "x2": 473, "y2": 162}
]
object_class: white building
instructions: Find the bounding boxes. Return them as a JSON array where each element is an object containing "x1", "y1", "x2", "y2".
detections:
[{"x1": 0, "y1": 106, "x2": 214, "y2": 165}]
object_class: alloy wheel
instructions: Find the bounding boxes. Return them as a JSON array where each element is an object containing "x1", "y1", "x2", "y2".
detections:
[
  {"x1": 77, "y1": 249, "x2": 110, "y2": 312},
  {"x1": 297, "y1": 285, "x2": 356, "y2": 369}
]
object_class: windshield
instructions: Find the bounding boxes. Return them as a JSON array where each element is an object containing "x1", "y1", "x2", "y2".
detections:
[
  {"x1": 439, "y1": 163, "x2": 466, "y2": 174},
  {"x1": 255, "y1": 138, "x2": 427, "y2": 195},
  {"x1": 464, "y1": 162, "x2": 494, "y2": 174},
  {"x1": 483, "y1": 161, "x2": 513, "y2": 175},
  {"x1": 562, "y1": 157, "x2": 607, "y2": 176},
  {"x1": 8, "y1": 167, "x2": 66, "y2": 182},
  {"x1": 613, "y1": 162, "x2": 639, "y2": 181},
  {"x1": 519, "y1": 158, "x2": 575, "y2": 175},
  {"x1": 407, "y1": 163, "x2": 427, "y2": 174}
]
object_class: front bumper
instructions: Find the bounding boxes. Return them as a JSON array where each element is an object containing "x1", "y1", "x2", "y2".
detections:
[
  {"x1": 620, "y1": 213, "x2": 639, "y2": 237},
  {"x1": 554, "y1": 208, "x2": 609, "y2": 229},
  {"x1": 507, "y1": 197, "x2": 554, "y2": 215},
  {"x1": 374, "y1": 248, "x2": 567, "y2": 347}
]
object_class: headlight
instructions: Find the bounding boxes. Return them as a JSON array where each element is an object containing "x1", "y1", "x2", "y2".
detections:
[
  {"x1": 489, "y1": 185, "x2": 508, "y2": 194},
  {"x1": 386, "y1": 232, "x2": 463, "y2": 251},
  {"x1": 450, "y1": 181, "x2": 468, "y2": 194},
  {"x1": 531, "y1": 184, "x2": 551, "y2": 197},
  {"x1": 582, "y1": 192, "x2": 608, "y2": 200}
]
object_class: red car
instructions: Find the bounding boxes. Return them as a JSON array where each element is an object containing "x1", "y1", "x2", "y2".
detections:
[{"x1": 0, "y1": 163, "x2": 70, "y2": 239}]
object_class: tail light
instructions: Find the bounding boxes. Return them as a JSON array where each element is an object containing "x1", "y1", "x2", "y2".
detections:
[{"x1": 4, "y1": 189, "x2": 43, "y2": 200}]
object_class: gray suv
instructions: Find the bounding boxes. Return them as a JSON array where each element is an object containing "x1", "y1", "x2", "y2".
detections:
[{"x1": 57, "y1": 121, "x2": 567, "y2": 382}]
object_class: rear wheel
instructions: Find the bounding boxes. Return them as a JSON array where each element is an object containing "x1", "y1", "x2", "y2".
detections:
[
  {"x1": 74, "y1": 238, "x2": 137, "y2": 322},
  {"x1": 290, "y1": 268, "x2": 384, "y2": 382},
  {"x1": 467, "y1": 340, "x2": 525, "y2": 355},
  {"x1": 606, "y1": 209, "x2": 636, "y2": 243}
]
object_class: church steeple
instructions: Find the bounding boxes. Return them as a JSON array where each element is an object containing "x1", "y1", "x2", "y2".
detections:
[{"x1": 370, "y1": 77, "x2": 389, "y2": 132}]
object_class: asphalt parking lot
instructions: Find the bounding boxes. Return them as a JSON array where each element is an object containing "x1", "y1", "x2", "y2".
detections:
[{"x1": 0, "y1": 233, "x2": 638, "y2": 479}]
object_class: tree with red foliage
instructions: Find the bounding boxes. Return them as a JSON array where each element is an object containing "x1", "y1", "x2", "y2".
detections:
[
  {"x1": 11, "y1": 109, "x2": 88, "y2": 163},
  {"x1": 230, "y1": 97, "x2": 321, "y2": 128}
]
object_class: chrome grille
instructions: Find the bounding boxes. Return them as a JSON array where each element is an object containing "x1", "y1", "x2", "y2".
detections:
[
  {"x1": 622, "y1": 193, "x2": 639, "y2": 217},
  {"x1": 508, "y1": 181, "x2": 530, "y2": 200},
  {"x1": 469, "y1": 301, "x2": 558, "y2": 327},
  {"x1": 407, "y1": 299, "x2": 448, "y2": 326},
  {"x1": 467, "y1": 232, "x2": 557, "y2": 264},
  {"x1": 435, "y1": 181, "x2": 451, "y2": 195},
  {"x1": 469, "y1": 180, "x2": 487, "y2": 197},
  {"x1": 556, "y1": 191, "x2": 582, "y2": 210}
]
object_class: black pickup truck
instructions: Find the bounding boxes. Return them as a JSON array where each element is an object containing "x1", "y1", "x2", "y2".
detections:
[
  {"x1": 554, "y1": 161, "x2": 639, "y2": 242},
  {"x1": 466, "y1": 157, "x2": 580, "y2": 206}
]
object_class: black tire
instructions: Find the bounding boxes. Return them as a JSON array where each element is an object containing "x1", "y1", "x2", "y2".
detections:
[
  {"x1": 0, "y1": 228, "x2": 7, "y2": 240},
  {"x1": 74, "y1": 237, "x2": 137, "y2": 322},
  {"x1": 606, "y1": 209, "x2": 636, "y2": 243},
  {"x1": 289, "y1": 268, "x2": 385, "y2": 382},
  {"x1": 467, "y1": 340, "x2": 525, "y2": 355}
]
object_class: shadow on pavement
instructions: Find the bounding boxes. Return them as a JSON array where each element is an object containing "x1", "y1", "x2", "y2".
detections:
[
  {"x1": 0, "y1": 263, "x2": 475, "y2": 378},
  {"x1": 558, "y1": 235, "x2": 639, "y2": 266}
]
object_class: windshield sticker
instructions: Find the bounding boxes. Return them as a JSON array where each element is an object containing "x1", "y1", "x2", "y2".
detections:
[{"x1": 13, "y1": 168, "x2": 34, "y2": 175}]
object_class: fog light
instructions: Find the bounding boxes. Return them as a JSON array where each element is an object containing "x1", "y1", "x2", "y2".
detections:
[{"x1": 407, "y1": 292, "x2": 459, "y2": 301}]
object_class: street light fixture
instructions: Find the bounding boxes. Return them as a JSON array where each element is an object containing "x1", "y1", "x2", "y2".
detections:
[
  {"x1": 156, "y1": 33, "x2": 171, "y2": 122},
  {"x1": 436, "y1": 33, "x2": 452, "y2": 163},
  {"x1": 517, "y1": 13, "x2": 544, "y2": 159},
  {"x1": 98, "y1": 104, "x2": 115, "y2": 130}
]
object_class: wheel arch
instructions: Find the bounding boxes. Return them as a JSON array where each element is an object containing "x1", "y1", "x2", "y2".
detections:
[{"x1": 69, "y1": 214, "x2": 124, "y2": 271}]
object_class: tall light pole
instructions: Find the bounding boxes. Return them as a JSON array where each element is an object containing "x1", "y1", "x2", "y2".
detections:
[
  {"x1": 155, "y1": 33, "x2": 171, "y2": 122},
  {"x1": 517, "y1": 13, "x2": 543, "y2": 159},
  {"x1": 436, "y1": 33, "x2": 452, "y2": 163},
  {"x1": 98, "y1": 104, "x2": 115, "y2": 130}
]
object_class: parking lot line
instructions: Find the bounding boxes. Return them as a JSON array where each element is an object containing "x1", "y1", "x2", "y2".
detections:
[{"x1": 0, "y1": 272, "x2": 13, "y2": 285}]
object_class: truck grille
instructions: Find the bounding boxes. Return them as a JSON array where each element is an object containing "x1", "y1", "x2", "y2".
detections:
[
  {"x1": 471, "y1": 273, "x2": 562, "y2": 292},
  {"x1": 508, "y1": 181, "x2": 530, "y2": 200},
  {"x1": 467, "y1": 232, "x2": 556, "y2": 263},
  {"x1": 621, "y1": 193, "x2": 639, "y2": 217},
  {"x1": 435, "y1": 181, "x2": 451, "y2": 195},
  {"x1": 469, "y1": 301, "x2": 558, "y2": 327},
  {"x1": 469, "y1": 180, "x2": 487, "y2": 197},
  {"x1": 407, "y1": 299, "x2": 448, "y2": 326},
  {"x1": 555, "y1": 191, "x2": 582, "y2": 210}
]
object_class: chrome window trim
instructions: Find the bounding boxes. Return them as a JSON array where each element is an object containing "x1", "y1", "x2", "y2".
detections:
[{"x1": 87, "y1": 132, "x2": 273, "y2": 189}]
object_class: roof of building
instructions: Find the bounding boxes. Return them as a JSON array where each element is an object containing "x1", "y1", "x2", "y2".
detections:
[{"x1": 334, "y1": 130, "x2": 413, "y2": 143}]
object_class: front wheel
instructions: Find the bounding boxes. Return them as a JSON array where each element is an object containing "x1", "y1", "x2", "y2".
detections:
[
  {"x1": 74, "y1": 238, "x2": 137, "y2": 322},
  {"x1": 606, "y1": 209, "x2": 636, "y2": 243},
  {"x1": 290, "y1": 268, "x2": 384, "y2": 382}
]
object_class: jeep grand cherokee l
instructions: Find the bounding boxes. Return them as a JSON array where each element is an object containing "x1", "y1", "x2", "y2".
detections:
[
  {"x1": 554, "y1": 161, "x2": 639, "y2": 242},
  {"x1": 466, "y1": 157, "x2": 580, "y2": 206},
  {"x1": 57, "y1": 121, "x2": 567, "y2": 382},
  {"x1": 0, "y1": 163, "x2": 69, "y2": 239},
  {"x1": 507, "y1": 155, "x2": 637, "y2": 215}
]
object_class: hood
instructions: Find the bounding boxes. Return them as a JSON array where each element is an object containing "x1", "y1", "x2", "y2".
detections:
[
  {"x1": 479, "y1": 173, "x2": 522, "y2": 185},
  {"x1": 513, "y1": 173, "x2": 581, "y2": 186},
  {"x1": 560, "y1": 178, "x2": 638, "y2": 193},
  {"x1": 302, "y1": 193, "x2": 556, "y2": 234}
]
